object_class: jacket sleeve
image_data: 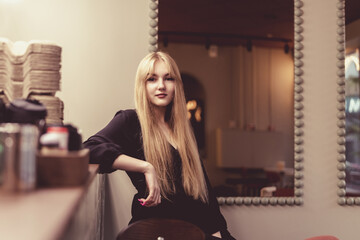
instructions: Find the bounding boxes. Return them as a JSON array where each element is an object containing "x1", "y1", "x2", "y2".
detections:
[{"x1": 83, "y1": 109, "x2": 138, "y2": 173}]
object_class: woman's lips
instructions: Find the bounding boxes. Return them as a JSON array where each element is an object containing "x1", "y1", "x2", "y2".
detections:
[{"x1": 156, "y1": 93, "x2": 167, "y2": 98}]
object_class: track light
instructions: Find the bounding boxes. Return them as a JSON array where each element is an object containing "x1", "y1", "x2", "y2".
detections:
[
  {"x1": 284, "y1": 42, "x2": 289, "y2": 54},
  {"x1": 246, "y1": 40, "x2": 252, "y2": 52},
  {"x1": 163, "y1": 36, "x2": 168, "y2": 47},
  {"x1": 205, "y1": 38, "x2": 211, "y2": 50}
]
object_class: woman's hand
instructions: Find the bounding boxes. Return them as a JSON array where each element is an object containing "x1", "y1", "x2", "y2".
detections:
[{"x1": 138, "y1": 162, "x2": 162, "y2": 207}]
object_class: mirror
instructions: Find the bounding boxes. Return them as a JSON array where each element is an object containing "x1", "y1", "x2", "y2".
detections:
[
  {"x1": 148, "y1": 0, "x2": 304, "y2": 206},
  {"x1": 338, "y1": 0, "x2": 360, "y2": 205}
]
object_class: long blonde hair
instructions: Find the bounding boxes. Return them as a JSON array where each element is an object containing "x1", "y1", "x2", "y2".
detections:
[{"x1": 134, "y1": 51, "x2": 208, "y2": 203}]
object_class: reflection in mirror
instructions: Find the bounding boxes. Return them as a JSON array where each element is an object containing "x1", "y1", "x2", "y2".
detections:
[
  {"x1": 150, "y1": 0, "x2": 305, "y2": 205},
  {"x1": 339, "y1": 0, "x2": 360, "y2": 204}
]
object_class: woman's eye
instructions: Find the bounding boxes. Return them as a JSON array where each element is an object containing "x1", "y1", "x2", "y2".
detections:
[
  {"x1": 147, "y1": 77, "x2": 155, "y2": 81},
  {"x1": 165, "y1": 77, "x2": 174, "y2": 81}
]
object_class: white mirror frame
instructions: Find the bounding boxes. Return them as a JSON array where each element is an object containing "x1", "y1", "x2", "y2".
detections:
[
  {"x1": 148, "y1": 0, "x2": 304, "y2": 206},
  {"x1": 336, "y1": 0, "x2": 360, "y2": 206}
]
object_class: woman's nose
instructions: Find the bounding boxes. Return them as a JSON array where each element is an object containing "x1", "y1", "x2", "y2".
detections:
[{"x1": 158, "y1": 78, "x2": 165, "y2": 89}]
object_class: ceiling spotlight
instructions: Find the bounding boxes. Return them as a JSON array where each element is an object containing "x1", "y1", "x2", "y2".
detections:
[
  {"x1": 284, "y1": 43, "x2": 289, "y2": 54},
  {"x1": 205, "y1": 38, "x2": 211, "y2": 50},
  {"x1": 246, "y1": 40, "x2": 252, "y2": 52},
  {"x1": 163, "y1": 36, "x2": 168, "y2": 47}
]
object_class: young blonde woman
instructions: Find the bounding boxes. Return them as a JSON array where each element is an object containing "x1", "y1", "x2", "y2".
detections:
[{"x1": 84, "y1": 51, "x2": 235, "y2": 240}]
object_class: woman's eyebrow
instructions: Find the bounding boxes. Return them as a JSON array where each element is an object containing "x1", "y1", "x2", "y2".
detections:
[{"x1": 149, "y1": 72, "x2": 170, "y2": 77}]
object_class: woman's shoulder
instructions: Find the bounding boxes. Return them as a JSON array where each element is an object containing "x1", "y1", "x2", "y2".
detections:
[
  {"x1": 114, "y1": 109, "x2": 138, "y2": 119},
  {"x1": 112, "y1": 109, "x2": 140, "y2": 128},
  {"x1": 98, "y1": 109, "x2": 140, "y2": 137}
]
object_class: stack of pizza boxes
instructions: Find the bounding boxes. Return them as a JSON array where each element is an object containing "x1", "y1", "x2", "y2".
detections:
[{"x1": 0, "y1": 38, "x2": 63, "y2": 124}]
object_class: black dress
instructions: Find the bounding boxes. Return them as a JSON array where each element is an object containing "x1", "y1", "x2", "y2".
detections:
[{"x1": 84, "y1": 109, "x2": 234, "y2": 239}]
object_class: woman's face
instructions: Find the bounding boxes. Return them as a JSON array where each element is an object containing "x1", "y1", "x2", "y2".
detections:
[{"x1": 146, "y1": 60, "x2": 175, "y2": 110}]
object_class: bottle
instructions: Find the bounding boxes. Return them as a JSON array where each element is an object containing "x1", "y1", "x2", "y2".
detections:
[{"x1": 44, "y1": 126, "x2": 69, "y2": 151}]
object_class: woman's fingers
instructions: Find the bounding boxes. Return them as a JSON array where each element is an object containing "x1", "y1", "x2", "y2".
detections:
[
  {"x1": 140, "y1": 184, "x2": 162, "y2": 207},
  {"x1": 138, "y1": 192, "x2": 161, "y2": 207},
  {"x1": 141, "y1": 189, "x2": 160, "y2": 207},
  {"x1": 148, "y1": 188, "x2": 162, "y2": 206}
]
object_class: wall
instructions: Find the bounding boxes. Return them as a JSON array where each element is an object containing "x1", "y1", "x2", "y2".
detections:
[
  {"x1": 2, "y1": 0, "x2": 360, "y2": 240},
  {"x1": 0, "y1": 0, "x2": 148, "y2": 140}
]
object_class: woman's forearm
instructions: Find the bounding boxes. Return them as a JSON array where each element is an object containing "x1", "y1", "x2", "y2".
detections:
[{"x1": 112, "y1": 154, "x2": 152, "y2": 173}]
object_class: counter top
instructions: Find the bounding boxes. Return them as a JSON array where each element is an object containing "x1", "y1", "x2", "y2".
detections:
[{"x1": 0, "y1": 164, "x2": 99, "y2": 240}]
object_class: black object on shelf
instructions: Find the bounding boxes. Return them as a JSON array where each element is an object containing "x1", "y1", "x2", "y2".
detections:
[
  {"x1": 65, "y1": 124, "x2": 83, "y2": 151},
  {"x1": 7, "y1": 98, "x2": 47, "y2": 124}
]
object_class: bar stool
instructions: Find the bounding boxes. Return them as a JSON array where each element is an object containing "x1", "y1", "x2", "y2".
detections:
[{"x1": 117, "y1": 218, "x2": 206, "y2": 240}]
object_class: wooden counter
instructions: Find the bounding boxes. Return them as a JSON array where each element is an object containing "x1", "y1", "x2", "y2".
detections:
[{"x1": 0, "y1": 164, "x2": 104, "y2": 240}]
